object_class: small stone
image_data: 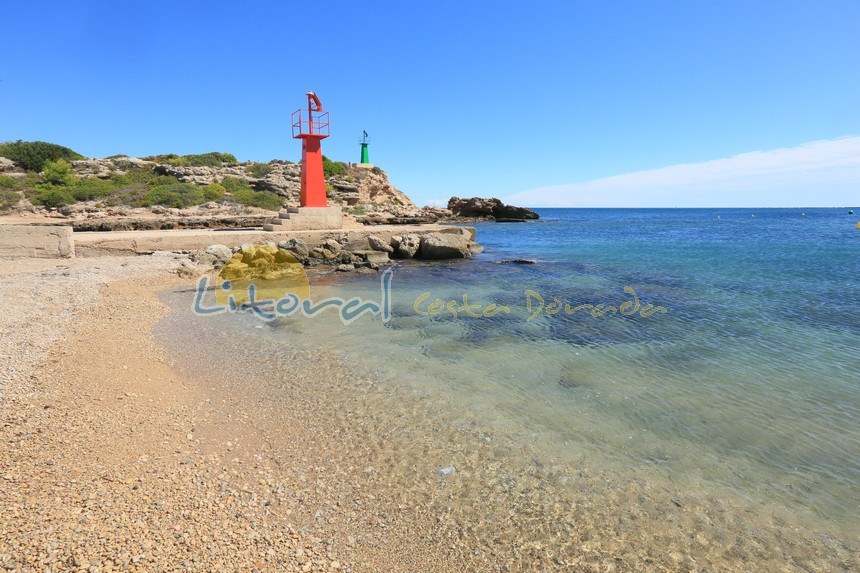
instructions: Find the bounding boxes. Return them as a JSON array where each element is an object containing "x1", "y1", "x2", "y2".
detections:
[{"x1": 438, "y1": 466, "x2": 455, "y2": 477}]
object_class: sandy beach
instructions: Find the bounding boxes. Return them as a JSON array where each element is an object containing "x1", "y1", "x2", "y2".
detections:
[
  {"x1": 0, "y1": 256, "x2": 361, "y2": 571},
  {"x1": 2, "y1": 253, "x2": 855, "y2": 573}
]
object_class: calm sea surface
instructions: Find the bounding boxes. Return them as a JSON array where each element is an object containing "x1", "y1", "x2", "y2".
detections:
[{"x1": 159, "y1": 207, "x2": 860, "y2": 565}]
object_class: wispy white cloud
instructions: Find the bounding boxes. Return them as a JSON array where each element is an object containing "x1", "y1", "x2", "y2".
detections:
[
  {"x1": 506, "y1": 136, "x2": 860, "y2": 208},
  {"x1": 423, "y1": 198, "x2": 448, "y2": 208}
]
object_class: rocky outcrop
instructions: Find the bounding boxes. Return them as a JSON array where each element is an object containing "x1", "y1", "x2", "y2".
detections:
[
  {"x1": 201, "y1": 227, "x2": 482, "y2": 275},
  {"x1": 71, "y1": 156, "x2": 153, "y2": 178},
  {"x1": 66, "y1": 156, "x2": 421, "y2": 221},
  {"x1": 416, "y1": 233, "x2": 472, "y2": 259},
  {"x1": 447, "y1": 197, "x2": 539, "y2": 222},
  {"x1": 0, "y1": 157, "x2": 18, "y2": 173}
]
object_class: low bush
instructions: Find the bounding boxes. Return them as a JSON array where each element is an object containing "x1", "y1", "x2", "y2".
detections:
[
  {"x1": 0, "y1": 189, "x2": 21, "y2": 212},
  {"x1": 201, "y1": 183, "x2": 226, "y2": 202},
  {"x1": 102, "y1": 183, "x2": 148, "y2": 207},
  {"x1": 220, "y1": 176, "x2": 252, "y2": 193},
  {"x1": 146, "y1": 174, "x2": 181, "y2": 188},
  {"x1": 231, "y1": 188, "x2": 282, "y2": 211},
  {"x1": 0, "y1": 174, "x2": 19, "y2": 189},
  {"x1": 142, "y1": 152, "x2": 237, "y2": 167},
  {"x1": 122, "y1": 166, "x2": 159, "y2": 185},
  {"x1": 0, "y1": 140, "x2": 84, "y2": 172},
  {"x1": 142, "y1": 153, "x2": 180, "y2": 163},
  {"x1": 35, "y1": 189, "x2": 75, "y2": 209},
  {"x1": 246, "y1": 162, "x2": 274, "y2": 178},
  {"x1": 183, "y1": 152, "x2": 237, "y2": 167},
  {"x1": 145, "y1": 183, "x2": 206, "y2": 208},
  {"x1": 67, "y1": 177, "x2": 120, "y2": 201}
]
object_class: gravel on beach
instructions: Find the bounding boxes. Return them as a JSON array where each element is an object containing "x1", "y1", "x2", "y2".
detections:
[{"x1": 0, "y1": 255, "x2": 349, "y2": 572}]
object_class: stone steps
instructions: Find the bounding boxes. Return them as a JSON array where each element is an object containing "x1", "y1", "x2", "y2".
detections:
[{"x1": 263, "y1": 206, "x2": 343, "y2": 231}]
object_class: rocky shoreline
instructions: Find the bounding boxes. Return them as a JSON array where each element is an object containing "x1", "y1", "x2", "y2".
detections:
[{"x1": 195, "y1": 230, "x2": 484, "y2": 277}]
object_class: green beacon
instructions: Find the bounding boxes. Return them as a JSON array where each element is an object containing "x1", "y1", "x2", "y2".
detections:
[{"x1": 360, "y1": 130, "x2": 369, "y2": 164}]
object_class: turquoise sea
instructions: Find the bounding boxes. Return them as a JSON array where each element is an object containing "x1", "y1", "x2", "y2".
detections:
[{"x1": 159, "y1": 208, "x2": 859, "y2": 568}]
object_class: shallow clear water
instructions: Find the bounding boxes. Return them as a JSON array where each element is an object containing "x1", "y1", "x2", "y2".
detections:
[{"x1": 161, "y1": 208, "x2": 860, "y2": 565}]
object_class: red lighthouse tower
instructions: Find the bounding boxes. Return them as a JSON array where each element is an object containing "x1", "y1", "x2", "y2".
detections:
[
  {"x1": 292, "y1": 92, "x2": 329, "y2": 207},
  {"x1": 264, "y1": 92, "x2": 343, "y2": 231}
]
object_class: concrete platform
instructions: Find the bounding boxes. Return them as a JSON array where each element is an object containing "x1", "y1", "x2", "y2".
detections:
[
  {"x1": 264, "y1": 206, "x2": 349, "y2": 231},
  {"x1": 72, "y1": 224, "x2": 475, "y2": 257}
]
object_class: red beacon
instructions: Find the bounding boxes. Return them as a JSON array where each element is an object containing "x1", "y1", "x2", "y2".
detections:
[{"x1": 291, "y1": 92, "x2": 330, "y2": 208}]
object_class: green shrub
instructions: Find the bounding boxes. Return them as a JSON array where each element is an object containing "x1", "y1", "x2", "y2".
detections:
[
  {"x1": 68, "y1": 178, "x2": 120, "y2": 201},
  {"x1": 141, "y1": 152, "x2": 237, "y2": 167},
  {"x1": 109, "y1": 173, "x2": 133, "y2": 187},
  {"x1": 0, "y1": 140, "x2": 84, "y2": 172},
  {"x1": 201, "y1": 183, "x2": 226, "y2": 202},
  {"x1": 371, "y1": 166, "x2": 383, "y2": 175},
  {"x1": 145, "y1": 183, "x2": 206, "y2": 208},
  {"x1": 246, "y1": 162, "x2": 274, "y2": 178},
  {"x1": 322, "y1": 155, "x2": 346, "y2": 178},
  {"x1": 41, "y1": 158, "x2": 76, "y2": 186},
  {"x1": 35, "y1": 189, "x2": 75, "y2": 209},
  {"x1": 231, "y1": 188, "x2": 282, "y2": 211},
  {"x1": 0, "y1": 189, "x2": 21, "y2": 212},
  {"x1": 145, "y1": 174, "x2": 181, "y2": 188},
  {"x1": 142, "y1": 153, "x2": 180, "y2": 163},
  {"x1": 183, "y1": 152, "x2": 237, "y2": 167},
  {"x1": 220, "y1": 176, "x2": 252, "y2": 193},
  {"x1": 122, "y1": 166, "x2": 158, "y2": 184},
  {"x1": 103, "y1": 183, "x2": 148, "y2": 207},
  {"x1": 0, "y1": 174, "x2": 18, "y2": 189}
]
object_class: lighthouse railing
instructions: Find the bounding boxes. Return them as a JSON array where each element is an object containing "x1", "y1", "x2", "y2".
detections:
[{"x1": 291, "y1": 109, "x2": 330, "y2": 138}]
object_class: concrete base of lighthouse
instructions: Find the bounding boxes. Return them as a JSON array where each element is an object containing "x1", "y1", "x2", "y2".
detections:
[{"x1": 263, "y1": 206, "x2": 344, "y2": 231}]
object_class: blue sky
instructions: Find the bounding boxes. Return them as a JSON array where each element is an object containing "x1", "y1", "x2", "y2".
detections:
[{"x1": 1, "y1": 1, "x2": 858, "y2": 207}]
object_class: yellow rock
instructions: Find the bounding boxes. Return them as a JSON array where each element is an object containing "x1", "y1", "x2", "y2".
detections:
[{"x1": 216, "y1": 245, "x2": 309, "y2": 306}]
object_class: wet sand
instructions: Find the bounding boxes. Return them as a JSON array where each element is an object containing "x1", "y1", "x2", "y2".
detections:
[{"x1": 1, "y1": 256, "x2": 856, "y2": 572}]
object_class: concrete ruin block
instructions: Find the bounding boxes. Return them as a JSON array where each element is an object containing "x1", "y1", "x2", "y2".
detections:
[{"x1": 0, "y1": 225, "x2": 74, "y2": 259}]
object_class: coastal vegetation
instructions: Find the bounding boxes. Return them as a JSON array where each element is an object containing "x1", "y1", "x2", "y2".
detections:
[
  {"x1": 0, "y1": 140, "x2": 84, "y2": 171},
  {"x1": 322, "y1": 155, "x2": 347, "y2": 177},
  {"x1": 0, "y1": 140, "x2": 421, "y2": 221},
  {"x1": 141, "y1": 152, "x2": 237, "y2": 167},
  {"x1": 0, "y1": 141, "x2": 287, "y2": 213}
]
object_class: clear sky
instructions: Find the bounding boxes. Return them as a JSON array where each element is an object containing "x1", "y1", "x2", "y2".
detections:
[{"x1": 1, "y1": 1, "x2": 858, "y2": 207}]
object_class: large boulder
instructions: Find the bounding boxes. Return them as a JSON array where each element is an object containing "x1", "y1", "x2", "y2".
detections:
[
  {"x1": 277, "y1": 237, "x2": 309, "y2": 258},
  {"x1": 205, "y1": 244, "x2": 232, "y2": 264},
  {"x1": 0, "y1": 157, "x2": 18, "y2": 172},
  {"x1": 416, "y1": 233, "x2": 472, "y2": 260},
  {"x1": 367, "y1": 235, "x2": 394, "y2": 253},
  {"x1": 447, "y1": 196, "x2": 539, "y2": 221},
  {"x1": 394, "y1": 234, "x2": 421, "y2": 258}
]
